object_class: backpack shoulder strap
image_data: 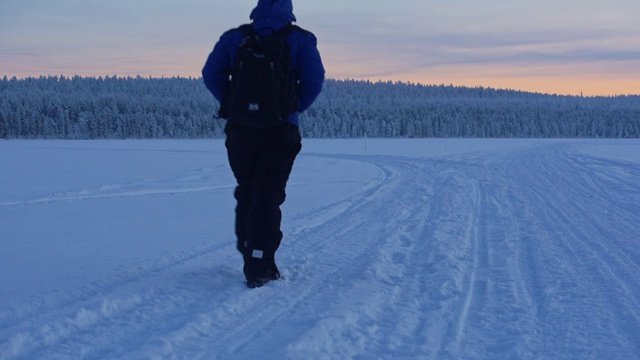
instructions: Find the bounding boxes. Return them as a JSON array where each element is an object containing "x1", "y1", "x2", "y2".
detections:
[
  {"x1": 289, "y1": 25, "x2": 311, "y2": 37},
  {"x1": 234, "y1": 24, "x2": 306, "y2": 44},
  {"x1": 235, "y1": 24, "x2": 306, "y2": 39},
  {"x1": 272, "y1": 24, "x2": 304, "y2": 40},
  {"x1": 236, "y1": 24, "x2": 256, "y2": 36}
]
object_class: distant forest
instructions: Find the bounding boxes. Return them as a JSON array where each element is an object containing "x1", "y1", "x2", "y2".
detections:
[{"x1": 1, "y1": 75, "x2": 639, "y2": 139}]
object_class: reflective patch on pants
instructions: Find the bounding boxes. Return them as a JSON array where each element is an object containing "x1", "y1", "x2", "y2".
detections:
[{"x1": 252, "y1": 249, "x2": 264, "y2": 259}]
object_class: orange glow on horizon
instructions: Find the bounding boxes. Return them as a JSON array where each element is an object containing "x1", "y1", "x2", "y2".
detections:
[
  {"x1": 347, "y1": 74, "x2": 640, "y2": 97},
  {"x1": 327, "y1": 61, "x2": 640, "y2": 97},
  {"x1": 2, "y1": 54, "x2": 638, "y2": 97}
]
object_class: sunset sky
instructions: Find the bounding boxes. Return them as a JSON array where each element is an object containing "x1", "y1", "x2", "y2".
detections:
[{"x1": 1, "y1": 0, "x2": 639, "y2": 96}]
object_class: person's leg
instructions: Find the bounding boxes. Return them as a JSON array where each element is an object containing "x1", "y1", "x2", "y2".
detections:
[
  {"x1": 244, "y1": 124, "x2": 301, "y2": 284},
  {"x1": 224, "y1": 122, "x2": 257, "y2": 257}
]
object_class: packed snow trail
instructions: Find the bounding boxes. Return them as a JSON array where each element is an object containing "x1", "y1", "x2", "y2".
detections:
[{"x1": 0, "y1": 140, "x2": 639, "y2": 359}]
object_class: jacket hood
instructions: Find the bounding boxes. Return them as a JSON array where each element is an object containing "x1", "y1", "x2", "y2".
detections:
[{"x1": 250, "y1": 0, "x2": 296, "y2": 24}]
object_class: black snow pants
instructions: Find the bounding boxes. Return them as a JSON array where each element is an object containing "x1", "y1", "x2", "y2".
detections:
[{"x1": 224, "y1": 121, "x2": 302, "y2": 280}]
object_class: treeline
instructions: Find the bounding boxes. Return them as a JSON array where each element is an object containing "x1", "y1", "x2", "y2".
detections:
[{"x1": 1, "y1": 75, "x2": 639, "y2": 139}]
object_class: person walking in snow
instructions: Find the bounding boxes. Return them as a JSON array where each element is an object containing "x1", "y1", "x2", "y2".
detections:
[{"x1": 202, "y1": 0, "x2": 325, "y2": 288}]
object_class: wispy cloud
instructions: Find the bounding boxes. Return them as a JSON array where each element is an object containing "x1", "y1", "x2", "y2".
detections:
[{"x1": 321, "y1": 26, "x2": 640, "y2": 79}]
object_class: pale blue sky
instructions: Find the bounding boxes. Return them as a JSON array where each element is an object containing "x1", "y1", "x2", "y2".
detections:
[{"x1": 1, "y1": 0, "x2": 639, "y2": 95}]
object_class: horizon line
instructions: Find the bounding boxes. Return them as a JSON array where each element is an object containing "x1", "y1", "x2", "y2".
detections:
[{"x1": 2, "y1": 73, "x2": 639, "y2": 98}]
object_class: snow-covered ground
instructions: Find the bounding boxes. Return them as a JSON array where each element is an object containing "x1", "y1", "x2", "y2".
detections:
[{"x1": 1, "y1": 138, "x2": 639, "y2": 359}]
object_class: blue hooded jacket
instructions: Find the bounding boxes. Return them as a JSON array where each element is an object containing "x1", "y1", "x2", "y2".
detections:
[{"x1": 202, "y1": 0, "x2": 325, "y2": 127}]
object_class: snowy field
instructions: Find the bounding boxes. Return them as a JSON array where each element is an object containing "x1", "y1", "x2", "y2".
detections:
[{"x1": 1, "y1": 138, "x2": 639, "y2": 359}]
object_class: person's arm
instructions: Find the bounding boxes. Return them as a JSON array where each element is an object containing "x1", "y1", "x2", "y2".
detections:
[
  {"x1": 296, "y1": 33, "x2": 325, "y2": 112},
  {"x1": 202, "y1": 32, "x2": 234, "y2": 103}
]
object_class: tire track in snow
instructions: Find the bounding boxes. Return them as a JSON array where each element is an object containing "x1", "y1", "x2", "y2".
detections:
[
  {"x1": 0, "y1": 186, "x2": 233, "y2": 206},
  {"x1": 448, "y1": 177, "x2": 484, "y2": 355},
  {"x1": 440, "y1": 151, "x2": 547, "y2": 359},
  {"x1": 201, "y1": 157, "x2": 432, "y2": 359},
  {"x1": 0, "y1": 167, "x2": 230, "y2": 207},
  {"x1": 544, "y1": 150, "x2": 639, "y2": 357},
  {"x1": 275, "y1": 157, "x2": 442, "y2": 359},
  {"x1": 495, "y1": 144, "x2": 640, "y2": 359},
  {"x1": 407, "y1": 142, "x2": 640, "y2": 359}
]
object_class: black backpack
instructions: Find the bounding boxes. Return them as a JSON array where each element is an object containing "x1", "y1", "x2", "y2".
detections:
[{"x1": 219, "y1": 24, "x2": 298, "y2": 128}]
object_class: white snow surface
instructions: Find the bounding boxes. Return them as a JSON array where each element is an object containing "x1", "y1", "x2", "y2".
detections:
[{"x1": 1, "y1": 138, "x2": 639, "y2": 360}]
